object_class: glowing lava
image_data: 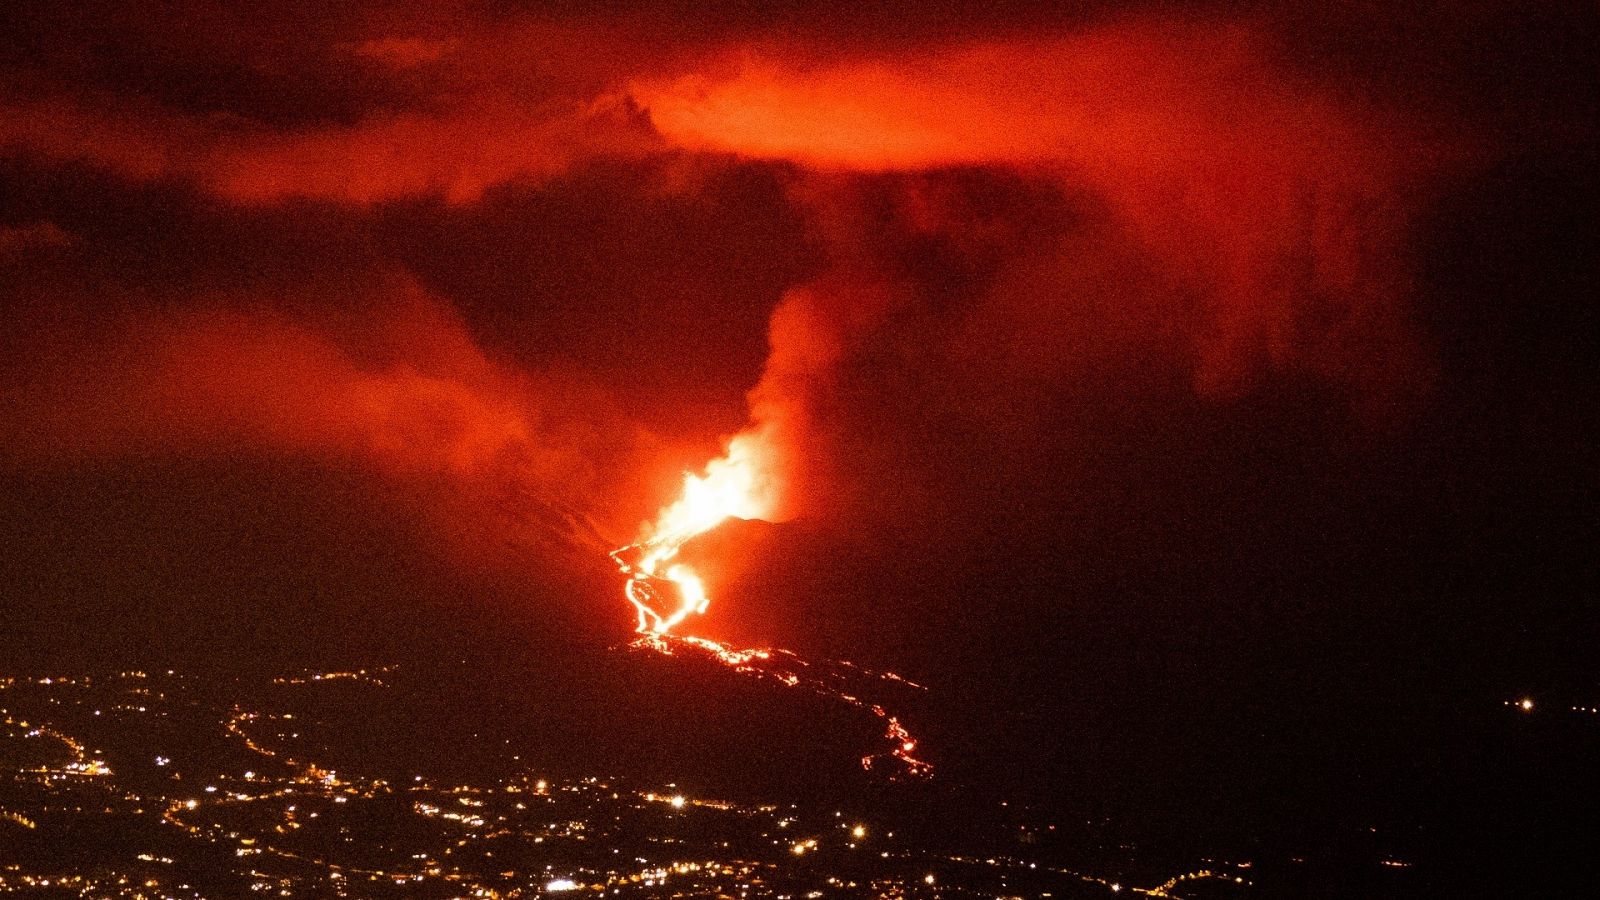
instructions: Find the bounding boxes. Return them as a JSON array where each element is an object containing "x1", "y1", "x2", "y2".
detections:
[
  {"x1": 635, "y1": 632, "x2": 933, "y2": 779},
  {"x1": 611, "y1": 432, "x2": 774, "y2": 635},
  {"x1": 611, "y1": 431, "x2": 931, "y2": 780}
]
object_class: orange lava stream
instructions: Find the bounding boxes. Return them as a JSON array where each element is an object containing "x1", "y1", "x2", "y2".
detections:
[
  {"x1": 611, "y1": 433, "x2": 771, "y2": 635},
  {"x1": 633, "y1": 632, "x2": 933, "y2": 779},
  {"x1": 611, "y1": 436, "x2": 932, "y2": 779}
]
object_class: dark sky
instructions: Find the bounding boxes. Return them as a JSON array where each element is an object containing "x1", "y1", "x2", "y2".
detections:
[{"x1": 1, "y1": 0, "x2": 1596, "y2": 881}]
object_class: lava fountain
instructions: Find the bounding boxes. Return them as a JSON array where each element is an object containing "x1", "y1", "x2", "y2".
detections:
[
  {"x1": 610, "y1": 431, "x2": 775, "y2": 636},
  {"x1": 609, "y1": 431, "x2": 932, "y2": 779}
]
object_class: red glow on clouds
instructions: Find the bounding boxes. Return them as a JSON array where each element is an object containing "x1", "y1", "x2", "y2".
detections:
[
  {"x1": 16, "y1": 295, "x2": 516, "y2": 470},
  {"x1": 633, "y1": 24, "x2": 1453, "y2": 410},
  {"x1": 351, "y1": 35, "x2": 458, "y2": 69},
  {"x1": 0, "y1": 279, "x2": 660, "y2": 576},
  {"x1": 0, "y1": 9, "x2": 1498, "y2": 644},
  {"x1": 635, "y1": 28, "x2": 1402, "y2": 171},
  {"x1": 0, "y1": 92, "x2": 657, "y2": 205}
]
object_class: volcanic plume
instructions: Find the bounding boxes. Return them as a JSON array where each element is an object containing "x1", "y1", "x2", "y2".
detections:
[
  {"x1": 3, "y1": 0, "x2": 1589, "y2": 812},
  {"x1": 0, "y1": 276, "x2": 657, "y2": 586},
  {"x1": 631, "y1": 22, "x2": 1466, "y2": 434}
]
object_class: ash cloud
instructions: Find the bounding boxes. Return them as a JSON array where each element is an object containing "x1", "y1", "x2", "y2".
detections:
[
  {"x1": 0, "y1": 0, "x2": 1591, "y2": 672},
  {"x1": 624, "y1": 24, "x2": 1457, "y2": 538},
  {"x1": 633, "y1": 22, "x2": 1462, "y2": 432},
  {"x1": 0, "y1": 271, "x2": 679, "y2": 591}
]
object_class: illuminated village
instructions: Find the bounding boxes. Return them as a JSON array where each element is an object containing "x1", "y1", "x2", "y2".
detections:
[{"x1": 0, "y1": 667, "x2": 1256, "y2": 898}]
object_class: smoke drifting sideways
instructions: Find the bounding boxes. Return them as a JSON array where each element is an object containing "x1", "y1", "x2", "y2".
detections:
[
  {"x1": 0, "y1": 5, "x2": 1573, "y2": 664},
  {"x1": 0, "y1": 10, "x2": 671, "y2": 205},
  {"x1": 0, "y1": 277, "x2": 662, "y2": 596},
  {"x1": 622, "y1": 21, "x2": 1474, "y2": 539}
]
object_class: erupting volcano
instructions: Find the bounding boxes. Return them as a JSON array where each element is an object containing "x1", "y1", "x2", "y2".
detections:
[
  {"x1": 610, "y1": 431, "x2": 932, "y2": 779},
  {"x1": 610, "y1": 432, "x2": 775, "y2": 636}
]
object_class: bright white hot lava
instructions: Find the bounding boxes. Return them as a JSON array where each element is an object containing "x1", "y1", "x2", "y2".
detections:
[
  {"x1": 610, "y1": 432, "x2": 931, "y2": 779},
  {"x1": 611, "y1": 432, "x2": 774, "y2": 635}
]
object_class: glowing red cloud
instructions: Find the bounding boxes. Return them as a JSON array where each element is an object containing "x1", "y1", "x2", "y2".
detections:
[
  {"x1": 0, "y1": 280, "x2": 665, "y2": 572},
  {"x1": 351, "y1": 36, "x2": 458, "y2": 69},
  {"x1": 634, "y1": 27, "x2": 1428, "y2": 174},
  {"x1": 0, "y1": 15, "x2": 670, "y2": 205},
  {"x1": 633, "y1": 23, "x2": 1458, "y2": 409},
  {"x1": 0, "y1": 92, "x2": 657, "y2": 205}
]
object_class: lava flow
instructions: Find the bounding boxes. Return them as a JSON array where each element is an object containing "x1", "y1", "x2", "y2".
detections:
[
  {"x1": 611, "y1": 435, "x2": 932, "y2": 779},
  {"x1": 610, "y1": 433, "x2": 773, "y2": 635}
]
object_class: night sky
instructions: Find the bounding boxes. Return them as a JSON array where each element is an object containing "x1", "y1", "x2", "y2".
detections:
[{"x1": 1, "y1": 1, "x2": 1595, "y2": 892}]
